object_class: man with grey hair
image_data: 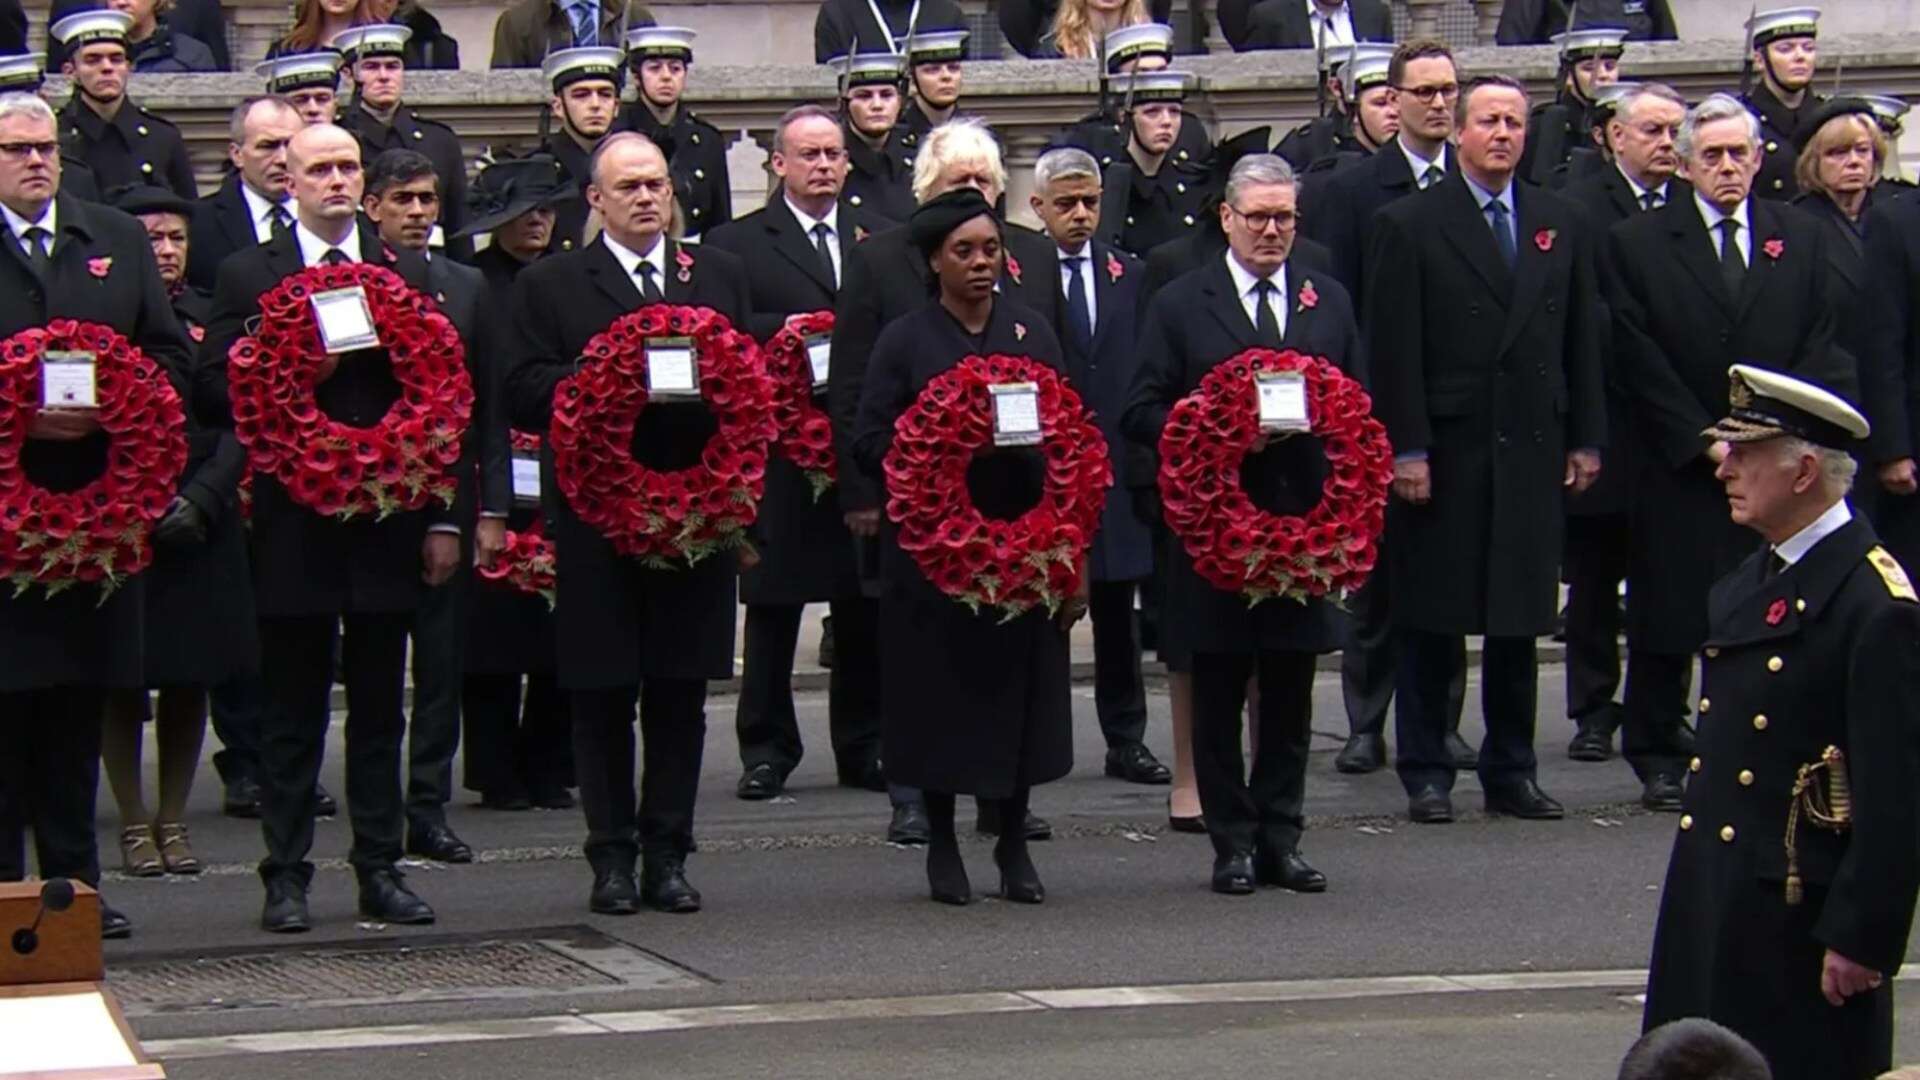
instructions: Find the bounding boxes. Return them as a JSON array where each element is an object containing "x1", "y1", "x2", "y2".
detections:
[
  {"x1": 1123, "y1": 152, "x2": 1361, "y2": 895},
  {"x1": 1608, "y1": 90, "x2": 1854, "y2": 813},
  {"x1": 1642, "y1": 364, "x2": 1920, "y2": 1080},
  {"x1": 187, "y1": 94, "x2": 302, "y2": 292}
]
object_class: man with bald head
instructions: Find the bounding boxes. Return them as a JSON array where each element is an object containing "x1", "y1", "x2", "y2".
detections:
[
  {"x1": 204, "y1": 122, "x2": 463, "y2": 934},
  {"x1": 505, "y1": 131, "x2": 754, "y2": 917}
]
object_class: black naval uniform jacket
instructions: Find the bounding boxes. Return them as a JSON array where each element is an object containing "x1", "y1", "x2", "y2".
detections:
[
  {"x1": 1517, "y1": 97, "x2": 1594, "y2": 191},
  {"x1": 1644, "y1": 513, "x2": 1920, "y2": 1080},
  {"x1": 841, "y1": 124, "x2": 917, "y2": 226},
  {"x1": 58, "y1": 96, "x2": 197, "y2": 201},
  {"x1": 340, "y1": 102, "x2": 474, "y2": 262},
  {"x1": 541, "y1": 132, "x2": 597, "y2": 256},
  {"x1": 1098, "y1": 152, "x2": 1212, "y2": 259},
  {"x1": 1607, "y1": 196, "x2": 1854, "y2": 654},
  {"x1": 504, "y1": 236, "x2": 754, "y2": 687},
  {"x1": 0, "y1": 196, "x2": 195, "y2": 691},
  {"x1": 1744, "y1": 84, "x2": 1825, "y2": 203},
  {"x1": 621, "y1": 103, "x2": 732, "y2": 240}
]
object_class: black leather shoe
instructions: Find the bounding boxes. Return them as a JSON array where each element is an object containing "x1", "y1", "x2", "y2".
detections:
[
  {"x1": 1334, "y1": 734, "x2": 1386, "y2": 774},
  {"x1": 1105, "y1": 743, "x2": 1172, "y2": 785},
  {"x1": 358, "y1": 869, "x2": 436, "y2": 925},
  {"x1": 976, "y1": 806, "x2": 1053, "y2": 841},
  {"x1": 261, "y1": 878, "x2": 310, "y2": 934},
  {"x1": 100, "y1": 904, "x2": 132, "y2": 940},
  {"x1": 736, "y1": 763, "x2": 783, "y2": 801},
  {"x1": 1444, "y1": 732, "x2": 1479, "y2": 772},
  {"x1": 1641, "y1": 774, "x2": 1685, "y2": 813},
  {"x1": 1168, "y1": 814, "x2": 1207, "y2": 834},
  {"x1": 478, "y1": 787, "x2": 533, "y2": 811},
  {"x1": 222, "y1": 775, "x2": 262, "y2": 819},
  {"x1": 888, "y1": 802, "x2": 931, "y2": 845},
  {"x1": 1485, "y1": 780, "x2": 1565, "y2": 820},
  {"x1": 1211, "y1": 852, "x2": 1256, "y2": 895},
  {"x1": 1408, "y1": 785, "x2": 1455, "y2": 824},
  {"x1": 589, "y1": 869, "x2": 640, "y2": 915},
  {"x1": 641, "y1": 857, "x2": 702, "y2": 913},
  {"x1": 407, "y1": 823, "x2": 474, "y2": 864},
  {"x1": 529, "y1": 786, "x2": 575, "y2": 810},
  {"x1": 1255, "y1": 849, "x2": 1328, "y2": 893},
  {"x1": 838, "y1": 760, "x2": 888, "y2": 793},
  {"x1": 313, "y1": 782, "x2": 338, "y2": 818},
  {"x1": 1567, "y1": 717, "x2": 1617, "y2": 762}
]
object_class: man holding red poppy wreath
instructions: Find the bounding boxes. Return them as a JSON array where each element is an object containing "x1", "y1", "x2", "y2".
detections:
[
  {"x1": 504, "y1": 131, "x2": 755, "y2": 917},
  {"x1": 201, "y1": 123, "x2": 463, "y2": 934}
]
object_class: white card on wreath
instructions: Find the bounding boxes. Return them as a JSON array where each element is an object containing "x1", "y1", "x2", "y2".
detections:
[
  {"x1": 990, "y1": 382, "x2": 1042, "y2": 447},
  {"x1": 646, "y1": 338, "x2": 699, "y2": 399},
  {"x1": 806, "y1": 335, "x2": 831, "y2": 388},
  {"x1": 1255, "y1": 370, "x2": 1310, "y2": 434},
  {"x1": 40, "y1": 350, "x2": 96, "y2": 409},
  {"x1": 511, "y1": 453, "x2": 541, "y2": 503},
  {"x1": 311, "y1": 286, "x2": 381, "y2": 354}
]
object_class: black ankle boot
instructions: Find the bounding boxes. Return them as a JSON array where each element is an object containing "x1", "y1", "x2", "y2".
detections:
[{"x1": 924, "y1": 791, "x2": 970, "y2": 905}]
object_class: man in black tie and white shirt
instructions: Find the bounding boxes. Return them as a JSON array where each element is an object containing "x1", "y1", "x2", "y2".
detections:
[{"x1": 187, "y1": 95, "x2": 300, "y2": 291}]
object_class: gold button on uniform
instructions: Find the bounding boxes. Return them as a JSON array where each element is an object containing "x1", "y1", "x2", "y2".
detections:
[
  {"x1": 1705, "y1": 647, "x2": 1719, "y2": 658},
  {"x1": 1796, "y1": 599, "x2": 1807, "y2": 612},
  {"x1": 1720, "y1": 825, "x2": 1736, "y2": 842},
  {"x1": 694, "y1": 168, "x2": 705, "y2": 179},
  {"x1": 849, "y1": 195, "x2": 862, "y2": 206},
  {"x1": 1176, "y1": 182, "x2": 1186, "y2": 193},
  {"x1": 412, "y1": 130, "x2": 423, "y2": 140},
  {"x1": 1698, "y1": 697, "x2": 1710, "y2": 714},
  {"x1": 1773, "y1": 179, "x2": 1785, "y2": 190},
  {"x1": 140, "y1": 162, "x2": 153, "y2": 174},
  {"x1": 1738, "y1": 770, "x2": 1755, "y2": 786},
  {"x1": 1689, "y1": 757, "x2": 1702, "y2": 773},
  {"x1": 136, "y1": 124, "x2": 148, "y2": 136},
  {"x1": 1182, "y1": 215, "x2": 1195, "y2": 225},
  {"x1": 1680, "y1": 814, "x2": 1694, "y2": 831},
  {"x1": 1753, "y1": 714, "x2": 1768, "y2": 731},
  {"x1": 1766, "y1": 141, "x2": 1778, "y2": 152},
  {"x1": 1768, "y1": 656, "x2": 1783, "y2": 672}
]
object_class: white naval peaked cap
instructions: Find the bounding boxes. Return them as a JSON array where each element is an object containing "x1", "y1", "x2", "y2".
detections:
[
  {"x1": 1550, "y1": 25, "x2": 1629, "y2": 59},
  {"x1": 1704, "y1": 364, "x2": 1869, "y2": 448},
  {"x1": 332, "y1": 23, "x2": 413, "y2": 62},
  {"x1": 49, "y1": 9, "x2": 132, "y2": 47},
  {"x1": 541, "y1": 46, "x2": 625, "y2": 90},
  {"x1": 625, "y1": 26, "x2": 696, "y2": 61},
  {"x1": 1748, "y1": 6, "x2": 1820, "y2": 47},
  {"x1": 255, "y1": 50, "x2": 344, "y2": 93}
]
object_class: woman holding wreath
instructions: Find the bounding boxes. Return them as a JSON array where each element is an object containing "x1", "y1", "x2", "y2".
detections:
[{"x1": 853, "y1": 189, "x2": 1085, "y2": 907}]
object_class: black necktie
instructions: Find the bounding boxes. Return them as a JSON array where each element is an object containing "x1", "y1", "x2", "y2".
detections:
[
  {"x1": 271, "y1": 205, "x2": 294, "y2": 233},
  {"x1": 1063, "y1": 256, "x2": 1093, "y2": 353},
  {"x1": 1487, "y1": 198, "x2": 1517, "y2": 269},
  {"x1": 21, "y1": 226, "x2": 50, "y2": 277},
  {"x1": 1420, "y1": 165, "x2": 1443, "y2": 190},
  {"x1": 1765, "y1": 551, "x2": 1787, "y2": 580},
  {"x1": 811, "y1": 223, "x2": 837, "y2": 288},
  {"x1": 637, "y1": 261, "x2": 664, "y2": 303},
  {"x1": 1253, "y1": 280, "x2": 1281, "y2": 347},
  {"x1": 1639, "y1": 191, "x2": 1660, "y2": 212},
  {"x1": 1718, "y1": 218, "x2": 1744, "y2": 298},
  {"x1": 321, "y1": 248, "x2": 350, "y2": 266}
]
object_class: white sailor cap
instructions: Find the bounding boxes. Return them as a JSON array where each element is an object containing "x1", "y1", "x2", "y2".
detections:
[
  {"x1": 1551, "y1": 25, "x2": 1629, "y2": 60},
  {"x1": 256, "y1": 51, "x2": 344, "y2": 93},
  {"x1": 332, "y1": 23, "x2": 412, "y2": 62},
  {"x1": 1858, "y1": 92, "x2": 1911, "y2": 128},
  {"x1": 1114, "y1": 68, "x2": 1191, "y2": 106},
  {"x1": 626, "y1": 26, "x2": 696, "y2": 62},
  {"x1": 830, "y1": 51, "x2": 907, "y2": 90},
  {"x1": 1103, "y1": 23, "x2": 1173, "y2": 74},
  {"x1": 541, "y1": 46, "x2": 625, "y2": 90},
  {"x1": 0, "y1": 52, "x2": 45, "y2": 90},
  {"x1": 1704, "y1": 364, "x2": 1868, "y2": 449},
  {"x1": 897, "y1": 28, "x2": 968, "y2": 64},
  {"x1": 1748, "y1": 6, "x2": 1820, "y2": 48},
  {"x1": 1341, "y1": 42, "x2": 1396, "y2": 98},
  {"x1": 1590, "y1": 80, "x2": 1643, "y2": 114},
  {"x1": 49, "y1": 9, "x2": 132, "y2": 49}
]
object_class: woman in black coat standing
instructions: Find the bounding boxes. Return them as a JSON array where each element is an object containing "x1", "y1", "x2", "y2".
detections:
[{"x1": 853, "y1": 190, "x2": 1086, "y2": 906}]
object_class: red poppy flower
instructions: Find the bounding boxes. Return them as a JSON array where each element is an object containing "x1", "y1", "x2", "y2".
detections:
[{"x1": 1766, "y1": 597, "x2": 1789, "y2": 625}]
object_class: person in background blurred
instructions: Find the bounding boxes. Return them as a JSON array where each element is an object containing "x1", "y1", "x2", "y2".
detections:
[
  {"x1": 1039, "y1": 0, "x2": 1150, "y2": 60},
  {"x1": 370, "y1": 0, "x2": 461, "y2": 69},
  {"x1": 490, "y1": 0, "x2": 654, "y2": 69},
  {"x1": 267, "y1": 0, "x2": 378, "y2": 56},
  {"x1": 47, "y1": 0, "x2": 227, "y2": 70}
]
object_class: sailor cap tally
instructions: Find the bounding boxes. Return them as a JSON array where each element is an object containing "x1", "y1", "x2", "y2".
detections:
[
  {"x1": 897, "y1": 29, "x2": 968, "y2": 64},
  {"x1": 831, "y1": 51, "x2": 907, "y2": 90},
  {"x1": 1551, "y1": 25, "x2": 1629, "y2": 61},
  {"x1": 542, "y1": 46, "x2": 625, "y2": 91},
  {"x1": 0, "y1": 52, "x2": 45, "y2": 90},
  {"x1": 626, "y1": 26, "x2": 696, "y2": 62},
  {"x1": 1748, "y1": 6, "x2": 1820, "y2": 48},
  {"x1": 1114, "y1": 68, "x2": 1191, "y2": 106},
  {"x1": 256, "y1": 51, "x2": 344, "y2": 93},
  {"x1": 332, "y1": 24, "x2": 413, "y2": 62},
  {"x1": 1342, "y1": 42, "x2": 1396, "y2": 99},
  {"x1": 49, "y1": 9, "x2": 132, "y2": 49}
]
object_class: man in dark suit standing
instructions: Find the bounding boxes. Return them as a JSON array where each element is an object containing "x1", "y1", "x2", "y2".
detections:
[
  {"x1": 335, "y1": 24, "x2": 473, "y2": 261},
  {"x1": 1240, "y1": 0, "x2": 1392, "y2": 52},
  {"x1": 188, "y1": 95, "x2": 302, "y2": 293},
  {"x1": 505, "y1": 132, "x2": 754, "y2": 917},
  {"x1": 1369, "y1": 75, "x2": 1607, "y2": 825},
  {"x1": 489, "y1": 0, "x2": 653, "y2": 68},
  {"x1": 203, "y1": 125, "x2": 462, "y2": 933},
  {"x1": 1496, "y1": 0, "x2": 1676, "y2": 44},
  {"x1": 706, "y1": 105, "x2": 891, "y2": 802},
  {"x1": 1608, "y1": 92, "x2": 1853, "y2": 817},
  {"x1": 1031, "y1": 146, "x2": 1167, "y2": 787}
]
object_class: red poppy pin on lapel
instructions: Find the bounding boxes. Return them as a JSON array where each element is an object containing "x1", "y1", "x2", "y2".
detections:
[
  {"x1": 1766, "y1": 597, "x2": 1788, "y2": 626},
  {"x1": 188, "y1": 324, "x2": 205, "y2": 343},
  {"x1": 1006, "y1": 254, "x2": 1023, "y2": 285},
  {"x1": 676, "y1": 248, "x2": 694, "y2": 283},
  {"x1": 1105, "y1": 252, "x2": 1124, "y2": 283},
  {"x1": 1763, "y1": 237, "x2": 1785, "y2": 261},
  {"x1": 1014, "y1": 322, "x2": 1027, "y2": 341},
  {"x1": 381, "y1": 245, "x2": 397, "y2": 264},
  {"x1": 86, "y1": 256, "x2": 111, "y2": 279},
  {"x1": 1298, "y1": 279, "x2": 1319, "y2": 312},
  {"x1": 1534, "y1": 229, "x2": 1556, "y2": 253}
]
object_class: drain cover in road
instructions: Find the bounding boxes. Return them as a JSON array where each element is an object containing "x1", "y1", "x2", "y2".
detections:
[{"x1": 109, "y1": 927, "x2": 701, "y2": 1015}]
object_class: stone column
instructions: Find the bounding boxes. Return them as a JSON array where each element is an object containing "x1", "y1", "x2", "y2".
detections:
[
  {"x1": 1402, "y1": 0, "x2": 1451, "y2": 40},
  {"x1": 1472, "y1": 0, "x2": 1504, "y2": 44},
  {"x1": 229, "y1": 2, "x2": 294, "y2": 70},
  {"x1": 726, "y1": 129, "x2": 775, "y2": 221}
]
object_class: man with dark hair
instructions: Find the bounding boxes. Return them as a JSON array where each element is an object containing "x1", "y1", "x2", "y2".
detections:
[
  {"x1": 50, "y1": 10, "x2": 196, "y2": 199},
  {"x1": 618, "y1": 26, "x2": 729, "y2": 240},
  {"x1": 336, "y1": 24, "x2": 471, "y2": 260},
  {"x1": 1618, "y1": 1019, "x2": 1772, "y2": 1080},
  {"x1": 540, "y1": 46, "x2": 624, "y2": 253}
]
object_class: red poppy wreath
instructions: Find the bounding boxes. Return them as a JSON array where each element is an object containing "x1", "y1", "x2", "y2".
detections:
[
  {"x1": 764, "y1": 310, "x2": 838, "y2": 500},
  {"x1": 882, "y1": 354, "x2": 1111, "y2": 621},
  {"x1": 0, "y1": 319, "x2": 188, "y2": 598},
  {"x1": 476, "y1": 431, "x2": 557, "y2": 607},
  {"x1": 227, "y1": 263, "x2": 473, "y2": 519},
  {"x1": 550, "y1": 305, "x2": 776, "y2": 567},
  {"x1": 1157, "y1": 348, "x2": 1392, "y2": 605}
]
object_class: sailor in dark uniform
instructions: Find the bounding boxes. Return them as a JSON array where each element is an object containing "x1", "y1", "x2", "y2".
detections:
[
  {"x1": 1054, "y1": 25, "x2": 1211, "y2": 180},
  {"x1": 1858, "y1": 93, "x2": 1918, "y2": 196},
  {"x1": 0, "y1": 51, "x2": 100, "y2": 201},
  {"x1": 1642, "y1": 365, "x2": 1920, "y2": 1080},
  {"x1": 618, "y1": 26, "x2": 730, "y2": 240},
  {"x1": 1740, "y1": 6, "x2": 1824, "y2": 202},
  {"x1": 1518, "y1": 25, "x2": 1626, "y2": 190},
  {"x1": 1094, "y1": 69, "x2": 1213, "y2": 258},
  {"x1": 50, "y1": 10, "x2": 195, "y2": 198},
  {"x1": 538, "y1": 45, "x2": 625, "y2": 254},
  {"x1": 334, "y1": 23, "x2": 473, "y2": 260},
  {"x1": 1281, "y1": 41, "x2": 1397, "y2": 178},
  {"x1": 897, "y1": 27, "x2": 967, "y2": 152},
  {"x1": 833, "y1": 51, "x2": 917, "y2": 224},
  {"x1": 257, "y1": 50, "x2": 346, "y2": 126}
]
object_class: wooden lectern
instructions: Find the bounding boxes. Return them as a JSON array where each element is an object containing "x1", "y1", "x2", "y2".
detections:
[{"x1": 0, "y1": 881, "x2": 164, "y2": 1079}]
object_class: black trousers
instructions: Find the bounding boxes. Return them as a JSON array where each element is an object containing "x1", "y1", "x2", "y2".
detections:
[
  {"x1": 1622, "y1": 648, "x2": 1692, "y2": 783},
  {"x1": 1089, "y1": 580, "x2": 1148, "y2": 750},
  {"x1": 462, "y1": 672, "x2": 573, "y2": 796},
  {"x1": 1395, "y1": 631, "x2": 1537, "y2": 794},
  {"x1": 406, "y1": 570, "x2": 466, "y2": 830},
  {"x1": 257, "y1": 613, "x2": 410, "y2": 886},
  {"x1": 574, "y1": 678, "x2": 706, "y2": 870},
  {"x1": 0, "y1": 688, "x2": 106, "y2": 886},
  {"x1": 208, "y1": 672, "x2": 266, "y2": 787},
  {"x1": 1341, "y1": 562, "x2": 1466, "y2": 738},
  {"x1": 1564, "y1": 513, "x2": 1629, "y2": 724},
  {"x1": 735, "y1": 597, "x2": 880, "y2": 776},
  {"x1": 1190, "y1": 650, "x2": 1316, "y2": 860}
]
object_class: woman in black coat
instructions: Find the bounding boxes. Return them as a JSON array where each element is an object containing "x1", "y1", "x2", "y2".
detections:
[{"x1": 853, "y1": 191, "x2": 1085, "y2": 906}]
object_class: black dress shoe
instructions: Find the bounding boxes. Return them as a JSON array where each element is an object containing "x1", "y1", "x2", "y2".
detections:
[
  {"x1": 222, "y1": 775, "x2": 262, "y2": 819},
  {"x1": 641, "y1": 857, "x2": 702, "y2": 913},
  {"x1": 1444, "y1": 732, "x2": 1480, "y2": 772},
  {"x1": 358, "y1": 869, "x2": 436, "y2": 924},
  {"x1": 1641, "y1": 774, "x2": 1685, "y2": 813},
  {"x1": 100, "y1": 904, "x2": 133, "y2": 940},
  {"x1": 478, "y1": 787, "x2": 533, "y2": 811},
  {"x1": 1211, "y1": 852, "x2": 1256, "y2": 895},
  {"x1": 589, "y1": 869, "x2": 640, "y2": 915},
  {"x1": 1334, "y1": 734, "x2": 1386, "y2": 774},
  {"x1": 1105, "y1": 743, "x2": 1172, "y2": 785},
  {"x1": 1255, "y1": 849, "x2": 1328, "y2": 893},
  {"x1": 976, "y1": 805, "x2": 1053, "y2": 841},
  {"x1": 529, "y1": 786, "x2": 575, "y2": 810},
  {"x1": 313, "y1": 782, "x2": 338, "y2": 818},
  {"x1": 1408, "y1": 785, "x2": 1454, "y2": 824},
  {"x1": 261, "y1": 878, "x2": 310, "y2": 934},
  {"x1": 736, "y1": 763, "x2": 783, "y2": 801},
  {"x1": 888, "y1": 802, "x2": 931, "y2": 845},
  {"x1": 1484, "y1": 780, "x2": 1565, "y2": 820},
  {"x1": 994, "y1": 841, "x2": 1045, "y2": 904},
  {"x1": 838, "y1": 760, "x2": 888, "y2": 793},
  {"x1": 407, "y1": 823, "x2": 474, "y2": 864},
  {"x1": 1168, "y1": 814, "x2": 1207, "y2": 834},
  {"x1": 1567, "y1": 717, "x2": 1617, "y2": 762}
]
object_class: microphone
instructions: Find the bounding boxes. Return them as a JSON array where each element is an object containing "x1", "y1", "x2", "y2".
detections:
[{"x1": 10, "y1": 878, "x2": 75, "y2": 957}]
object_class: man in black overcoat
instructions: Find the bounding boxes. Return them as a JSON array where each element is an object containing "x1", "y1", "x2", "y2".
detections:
[
  {"x1": 1239, "y1": 0, "x2": 1392, "y2": 51},
  {"x1": 1608, "y1": 91, "x2": 1854, "y2": 820},
  {"x1": 1367, "y1": 75, "x2": 1607, "y2": 824},
  {"x1": 1860, "y1": 189, "x2": 1920, "y2": 573},
  {"x1": 0, "y1": 93, "x2": 192, "y2": 940},
  {"x1": 504, "y1": 132, "x2": 754, "y2": 917},
  {"x1": 202, "y1": 125, "x2": 463, "y2": 933},
  {"x1": 1642, "y1": 365, "x2": 1920, "y2": 1080},
  {"x1": 335, "y1": 24, "x2": 473, "y2": 261},
  {"x1": 705, "y1": 105, "x2": 892, "y2": 801},
  {"x1": 187, "y1": 95, "x2": 302, "y2": 293}
]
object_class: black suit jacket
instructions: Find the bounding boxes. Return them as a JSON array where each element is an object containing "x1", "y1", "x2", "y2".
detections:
[
  {"x1": 1238, "y1": 0, "x2": 1393, "y2": 51},
  {"x1": 1056, "y1": 241, "x2": 1153, "y2": 584},
  {"x1": 1863, "y1": 196, "x2": 1920, "y2": 473},
  {"x1": 1495, "y1": 0, "x2": 1676, "y2": 43},
  {"x1": 187, "y1": 174, "x2": 271, "y2": 293},
  {"x1": 425, "y1": 253, "x2": 507, "y2": 520},
  {"x1": 703, "y1": 195, "x2": 894, "y2": 341},
  {"x1": 1302, "y1": 136, "x2": 1453, "y2": 306},
  {"x1": 340, "y1": 103, "x2": 473, "y2": 262}
]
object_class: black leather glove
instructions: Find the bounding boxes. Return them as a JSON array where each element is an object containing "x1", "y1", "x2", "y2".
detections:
[
  {"x1": 153, "y1": 495, "x2": 209, "y2": 547},
  {"x1": 1129, "y1": 485, "x2": 1161, "y2": 529}
]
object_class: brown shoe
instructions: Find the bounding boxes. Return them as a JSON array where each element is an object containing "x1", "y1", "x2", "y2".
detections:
[
  {"x1": 155, "y1": 822, "x2": 202, "y2": 875},
  {"x1": 120, "y1": 825, "x2": 163, "y2": 877}
]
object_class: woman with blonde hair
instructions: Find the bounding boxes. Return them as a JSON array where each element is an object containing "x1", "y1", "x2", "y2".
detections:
[
  {"x1": 267, "y1": 0, "x2": 379, "y2": 56},
  {"x1": 1043, "y1": 0, "x2": 1151, "y2": 60}
]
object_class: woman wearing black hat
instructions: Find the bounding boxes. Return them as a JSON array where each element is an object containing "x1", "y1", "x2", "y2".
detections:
[{"x1": 853, "y1": 190, "x2": 1084, "y2": 906}]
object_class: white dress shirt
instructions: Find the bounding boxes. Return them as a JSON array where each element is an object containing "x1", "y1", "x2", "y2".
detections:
[
  {"x1": 1774, "y1": 498, "x2": 1853, "y2": 568},
  {"x1": 1224, "y1": 250, "x2": 1287, "y2": 341},
  {"x1": 240, "y1": 182, "x2": 292, "y2": 244},
  {"x1": 1398, "y1": 139, "x2": 1449, "y2": 190},
  {"x1": 786, "y1": 196, "x2": 842, "y2": 286},
  {"x1": 1057, "y1": 244, "x2": 1098, "y2": 329},
  {"x1": 1, "y1": 198, "x2": 53, "y2": 258},
  {"x1": 293, "y1": 219, "x2": 363, "y2": 267},
  {"x1": 1305, "y1": 0, "x2": 1356, "y2": 48},
  {"x1": 1617, "y1": 166, "x2": 1671, "y2": 211},
  {"x1": 1695, "y1": 191, "x2": 1752, "y2": 267},
  {"x1": 602, "y1": 230, "x2": 669, "y2": 296}
]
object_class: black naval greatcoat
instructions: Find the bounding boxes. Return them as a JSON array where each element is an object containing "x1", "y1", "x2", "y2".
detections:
[
  {"x1": 1745, "y1": 83, "x2": 1825, "y2": 203},
  {"x1": 1643, "y1": 513, "x2": 1920, "y2": 1080},
  {"x1": 340, "y1": 102, "x2": 474, "y2": 261},
  {"x1": 620, "y1": 103, "x2": 732, "y2": 239},
  {"x1": 1518, "y1": 97, "x2": 1596, "y2": 191},
  {"x1": 504, "y1": 236, "x2": 754, "y2": 687},
  {"x1": 1861, "y1": 195, "x2": 1920, "y2": 570},
  {"x1": 1273, "y1": 114, "x2": 1363, "y2": 174},
  {"x1": 1098, "y1": 153, "x2": 1211, "y2": 259},
  {"x1": 58, "y1": 96, "x2": 197, "y2": 201},
  {"x1": 540, "y1": 132, "x2": 597, "y2": 256},
  {"x1": 841, "y1": 123, "x2": 917, "y2": 226}
]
